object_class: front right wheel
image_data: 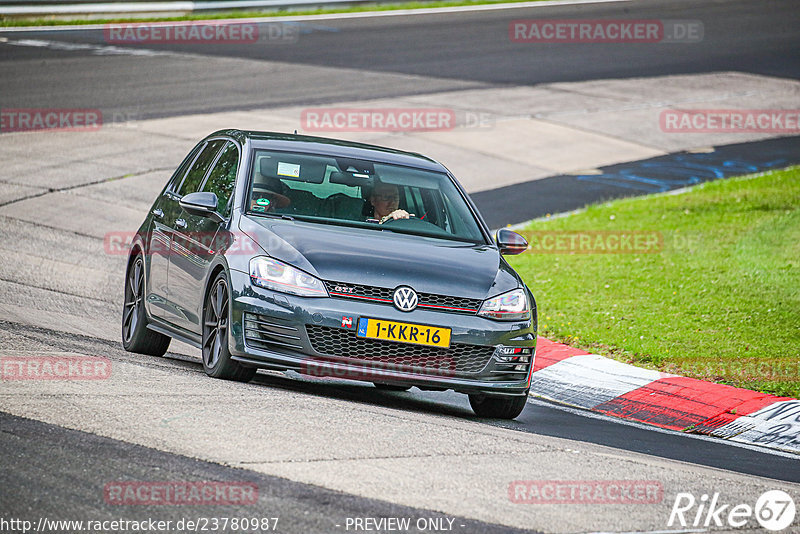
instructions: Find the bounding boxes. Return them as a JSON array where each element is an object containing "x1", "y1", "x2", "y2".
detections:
[
  {"x1": 202, "y1": 272, "x2": 256, "y2": 383},
  {"x1": 468, "y1": 393, "x2": 528, "y2": 419}
]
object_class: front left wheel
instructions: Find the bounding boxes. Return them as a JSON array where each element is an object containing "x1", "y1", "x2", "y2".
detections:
[
  {"x1": 468, "y1": 393, "x2": 528, "y2": 420},
  {"x1": 202, "y1": 272, "x2": 256, "y2": 382},
  {"x1": 122, "y1": 255, "x2": 171, "y2": 356}
]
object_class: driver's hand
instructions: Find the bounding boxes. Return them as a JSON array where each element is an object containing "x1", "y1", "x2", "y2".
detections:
[{"x1": 380, "y1": 209, "x2": 413, "y2": 223}]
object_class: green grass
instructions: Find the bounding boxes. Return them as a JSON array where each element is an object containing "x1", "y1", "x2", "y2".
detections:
[
  {"x1": 508, "y1": 166, "x2": 800, "y2": 398},
  {"x1": 0, "y1": 0, "x2": 544, "y2": 27}
]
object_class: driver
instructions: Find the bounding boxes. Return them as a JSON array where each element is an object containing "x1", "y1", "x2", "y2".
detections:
[{"x1": 368, "y1": 182, "x2": 413, "y2": 224}]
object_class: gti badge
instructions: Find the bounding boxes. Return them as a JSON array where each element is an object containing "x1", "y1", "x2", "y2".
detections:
[
  {"x1": 393, "y1": 286, "x2": 418, "y2": 312},
  {"x1": 334, "y1": 285, "x2": 355, "y2": 294}
]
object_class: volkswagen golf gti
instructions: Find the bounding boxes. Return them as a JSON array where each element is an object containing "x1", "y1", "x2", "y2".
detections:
[{"x1": 122, "y1": 130, "x2": 537, "y2": 419}]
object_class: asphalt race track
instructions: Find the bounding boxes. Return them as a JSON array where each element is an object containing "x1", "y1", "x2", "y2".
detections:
[
  {"x1": 474, "y1": 135, "x2": 800, "y2": 227},
  {"x1": 1, "y1": 0, "x2": 798, "y2": 118},
  {"x1": 1, "y1": 411, "x2": 532, "y2": 534},
  {"x1": 1, "y1": 0, "x2": 799, "y2": 532}
]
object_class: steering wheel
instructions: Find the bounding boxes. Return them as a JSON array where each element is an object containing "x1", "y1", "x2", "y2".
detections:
[{"x1": 380, "y1": 215, "x2": 448, "y2": 234}]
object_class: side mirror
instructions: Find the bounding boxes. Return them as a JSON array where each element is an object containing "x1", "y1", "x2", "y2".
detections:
[
  {"x1": 496, "y1": 228, "x2": 528, "y2": 255},
  {"x1": 179, "y1": 192, "x2": 223, "y2": 223}
]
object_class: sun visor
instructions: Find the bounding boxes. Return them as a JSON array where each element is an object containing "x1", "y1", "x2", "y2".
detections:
[
  {"x1": 259, "y1": 154, "x2": 327, "y2": 183},
  {"x1": 373, "y1": 164, "x2": 442, "y2": 188}
]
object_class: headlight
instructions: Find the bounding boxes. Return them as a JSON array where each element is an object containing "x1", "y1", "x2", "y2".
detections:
[
  {"x1": 249, "y1": 257, "x2": 328, "y2": 297},
  {"x1": 478, "y1": 288, "x2": 530, "y2": 321}
]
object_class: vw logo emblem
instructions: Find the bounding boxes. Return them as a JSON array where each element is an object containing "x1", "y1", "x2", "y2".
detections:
[{"x1": 393, "y1": 286, "x2": 418, "y2": 312}]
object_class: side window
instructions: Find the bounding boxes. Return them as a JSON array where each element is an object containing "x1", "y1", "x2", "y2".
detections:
[
  {"x1": 202, "y1": 141, "x2": 239, "y2": 217},
  {"x1": 167, "y1": 143, "x2": 203, "y2": 194},
  {"x1": 176, "y1": 139, "x2": 225, "y2": 196}
]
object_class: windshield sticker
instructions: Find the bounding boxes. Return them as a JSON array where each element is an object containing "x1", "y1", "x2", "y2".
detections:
[
  {"x1": 277, "y1": 162, "x2": 300, "y2": 178},
  {"x1": 256, "y1": 198, "x2": 271, "y2": 206},
  {"x1": 252, "y1": 205, "x2": 266, "y2": 212}
]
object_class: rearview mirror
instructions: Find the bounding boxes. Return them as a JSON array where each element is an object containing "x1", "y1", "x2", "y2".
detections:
[
  {"x1": 496, "y1": 228, "x2": 528, "y2": 255},
  {"x1": 179, "y1": 192, "x2": 223, "y2": 223}
]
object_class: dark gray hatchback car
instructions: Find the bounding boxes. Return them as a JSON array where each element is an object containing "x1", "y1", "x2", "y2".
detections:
[{"x1": 123, "y1": 130, "x2": 537, "y2": 419}]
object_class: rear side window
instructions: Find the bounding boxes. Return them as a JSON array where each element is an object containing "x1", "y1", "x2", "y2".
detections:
[
  {"x1": 202, "y1": 141, "x2": 239, "y2": 217},
  {"x1": 176, "y1": 139, "x2": 225, "y2": 196}
]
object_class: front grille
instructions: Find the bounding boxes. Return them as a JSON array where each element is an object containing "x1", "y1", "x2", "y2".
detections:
[
  {"x1": 306, "y1": 324, "x2": 493, "y2": 375},
  {"x1": 324, "y1": 281, "x2": 482, "y2": 314},
  {"x1": 325, "y1": 282, "x2": 393, "y2": 302},
  {"x1": 244, "y1": 313, "x2": 304, "y2": 351}
]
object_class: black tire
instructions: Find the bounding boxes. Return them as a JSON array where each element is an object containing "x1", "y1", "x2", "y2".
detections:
[
  {"x1": 202, "y1": 272, "x2": 256, "y2": 382},
  {"x1": 373, "y1": 383, "x2": 412, "y2": 392},
  {"x1": 468, "y1": 393, "x2": 528, "y2": 419},
  {"x1": 122, "y1": 255, "x2": 171, "y2": 356}
]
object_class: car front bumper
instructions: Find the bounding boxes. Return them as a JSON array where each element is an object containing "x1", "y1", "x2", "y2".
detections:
[{"x1": 227, "y1": 269, "x2": 537, "y2": 396}]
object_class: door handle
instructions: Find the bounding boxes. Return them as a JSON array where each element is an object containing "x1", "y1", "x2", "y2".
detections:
[
  {"x1": 152, "y1": 208, "x2": 164, "y2": 219},
  {"x1": 175, "y1": 218, "x2": 187, "y2": 229}
]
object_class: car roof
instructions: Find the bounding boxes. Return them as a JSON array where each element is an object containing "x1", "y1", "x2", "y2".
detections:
[{"x1": 206, "y1": 129, "x2": 448, "y2": 173}]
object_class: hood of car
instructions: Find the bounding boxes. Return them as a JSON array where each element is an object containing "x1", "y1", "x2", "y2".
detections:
[{"x1": 239, "y1": 216, "x2": 521, "y2": 300}]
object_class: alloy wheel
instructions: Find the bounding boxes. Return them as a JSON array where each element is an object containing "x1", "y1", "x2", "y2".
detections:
[
  {"x1": 203, "y1": 278, "x2": 229, "y2": 370},
  {"x1": 123, "y1": 258, "x2": 144, "y2": 343}
]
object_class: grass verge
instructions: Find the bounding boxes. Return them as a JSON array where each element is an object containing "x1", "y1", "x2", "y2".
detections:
[
  {"x1": 0, "y1": 0, "x2": 545, "y2": 27},
  {"x1": 508, "y1": 166, "x2": 800, "y2": 398}
]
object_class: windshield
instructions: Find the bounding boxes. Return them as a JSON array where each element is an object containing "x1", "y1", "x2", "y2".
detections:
[{"x1": 246, "y1": 149, "x2": 486, "y2": 243}]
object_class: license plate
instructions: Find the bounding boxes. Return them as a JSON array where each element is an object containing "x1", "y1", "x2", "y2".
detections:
[{"x1": 356, "y1": 318, "x2": 451, "y2": 348}]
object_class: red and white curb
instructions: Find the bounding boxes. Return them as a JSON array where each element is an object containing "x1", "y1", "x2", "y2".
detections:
[{"x1": 530, "y1": 338, "x2": 799, "y2": 454}]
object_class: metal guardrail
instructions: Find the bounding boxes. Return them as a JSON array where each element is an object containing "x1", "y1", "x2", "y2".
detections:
[{"x1": 0, "y1": 0, "x2": 367, "y2": 15}]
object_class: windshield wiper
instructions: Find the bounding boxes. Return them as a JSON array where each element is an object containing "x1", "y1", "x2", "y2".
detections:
[{"x1": 251, "y1": 212, "x2": 294, "y2": 221}]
